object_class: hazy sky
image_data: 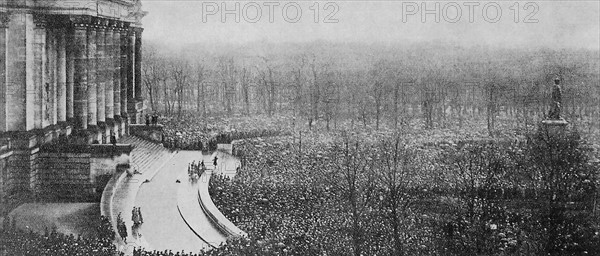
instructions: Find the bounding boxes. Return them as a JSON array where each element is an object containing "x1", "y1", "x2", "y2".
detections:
[{"x1": 142, "y1": 0, "x2": 599, "y2": 49}]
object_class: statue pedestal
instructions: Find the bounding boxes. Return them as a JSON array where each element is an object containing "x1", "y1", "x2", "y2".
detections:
[{"x1": 541, "y1": 119, "x2": 568, "y2": 138}]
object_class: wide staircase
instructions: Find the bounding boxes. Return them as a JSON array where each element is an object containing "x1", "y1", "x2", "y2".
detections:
[
  {"x1": 120, "y1": 136, "x2": 173, "y2": 174},
  {"x1": 101, "y1": 135, "x2": 175, "y2": 253}
]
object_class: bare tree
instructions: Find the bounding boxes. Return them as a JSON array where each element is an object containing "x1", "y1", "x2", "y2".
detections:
[
  {"x1": 141, "y1": 44, "x2": 162, "y2": 111},
  {"x1": 194, "y1": 61, "x2": 207, "y2": 118},
  {"x1": 369, "y1": 60, "x2": 390, "y2": 130},
  {"x1": 375, "y1": 137, "x2": 418, "y2": 256},
  {"x1": 140, "y1": 43, "x2": 600, "y2": 134},
  {"x1": 217, "y1": 57, "x2": 237, "y2": 115},
  {"x1": 239, "y1": 66, "x2": 251, "y2": 115},
  {"x1": 309, "y1": 55, "x2": 321, "y2": 129},
  {"x1": 332, "y1": 135, "x2": 374, "y2": 256},
  {"x1": 291, "y1": 54, "x2": 307, "y2": 127},
  {"x1": 171, "y1": 57, "x2": 191, "y2": 118}
]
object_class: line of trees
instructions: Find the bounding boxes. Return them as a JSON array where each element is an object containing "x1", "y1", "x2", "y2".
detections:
[{"x1": 143, "y1": 41, "x2": 599, "y2": 134}]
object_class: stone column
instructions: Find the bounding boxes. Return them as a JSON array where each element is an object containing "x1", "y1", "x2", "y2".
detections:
[
  {"x1": 120, "y1": 26, "x2": 128, "y2": 120},
  {"x1": 57, "y1": 28, "x2": 67, "y2": 123},
  {"x1": 112, "y1": 25, "x2": 121, "y2": 119},
  {"x1": 126, "y1": 28, "x2": 137, "y2": 124},
  {"x1": 87, "y1": 24, "x2": 97, "y2": 127},
  {"x1": 72, "y1": 18, "x2": 89, "y2": 130},
  {"x1": 5, "y1": 13, "x2": 35, "y2": 131},
  {"x1": 66, "y1": 27, "x2": 75, "y2": 123},
  {"x1": 33, "y1": 16, "x2": 46, "y2": 129},
  {"x1": 127, "y1": 28, "x2": 135, "y2": 101},
  {"x1": 96, "y1": 26, "x2": 106, "y2": 124},
  {"x1": 134, "y1": 28, "x2": 143, "y2": 101},
  {"x1": 47, "y1": 28, "x2": 57, "y2": 126},
  {"x1": 105, "y1": 27, "x2": 114, "y2": 121},
  {"x1": 0, "y1": 13, "x2": 8, "y2": 132}
]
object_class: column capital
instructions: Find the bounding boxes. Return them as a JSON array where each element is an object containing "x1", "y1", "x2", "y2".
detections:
[
  {"x1": 33, "y1": 14, "x2": 49, "y2": 28},
  {"x1": 108, "y1": 20, "x2": 120, "y2": 30},
  {"x1": 132, "y1": 26, "x2": 144, "y2": 35},
  {"x1": 98, "y1": 18, "x2": 110, "y2": 29},
  {"x1": 88, "y1": 17, "x2": 102, "y2": 29},
  {"x1": 126, "y1": 25, "x2": 138, "y2": 37},
  {"x1": 69, "y1": 15, "x2": 92, "y2": 28},
  {"x1": 112, "y1": 21, "x2": 128, "y2": 33}
]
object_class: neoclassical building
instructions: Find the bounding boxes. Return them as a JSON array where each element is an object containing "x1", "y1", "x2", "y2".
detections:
[{"x1": 0, "y1": 0, "x2": 147, "y2": 210}]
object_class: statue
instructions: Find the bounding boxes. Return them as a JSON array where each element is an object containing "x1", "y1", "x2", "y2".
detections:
[{"x1": 547, "y1": 76, "x2": 562, "y2": 120}]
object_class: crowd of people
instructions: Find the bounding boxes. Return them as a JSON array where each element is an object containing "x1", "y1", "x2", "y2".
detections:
[
  {"x1": 206, "y1": 136, "x2": 369, "y2": 255},
  {"x1": 145, "y1": 113, "x2": 160, "y2": 126},
  {"x1": 1, "y1": 216, "x2": 122, "y2": 256},
  {"x1": 188, "y1": 160, "x2": 206, "y2": 180},
  {"x1": 131, "y1": 248, "x2": 234, "y2": 256},
  {"x1": 0, "y1": 214, "x2": 233, "y2": 256},
  {"x1": 2, "y1": 114, "x2": 506, "y2": 255},
  {"x1": 160, "y1": 114, "x2": 291, "y2": 151},
  {"x1": 204, "y1": 133, "x2": 458, "y2": 255},
  {"x1": 132, "y1": 207, "x2": 144, "y2": 227},
  {"x1": 133, "y1": 248, "x2": 199, "y2": 256},
  {"x1": 117, "y1": 213, "x2": 128, "y2": 243}
]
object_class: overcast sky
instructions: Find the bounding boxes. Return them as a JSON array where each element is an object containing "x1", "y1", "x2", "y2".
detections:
[{"x1": 141, "y1": 0, "x2": 599, "y2": 49}]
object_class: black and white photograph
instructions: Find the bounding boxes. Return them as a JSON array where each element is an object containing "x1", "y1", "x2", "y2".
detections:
[{"x1": 0, "y1": 0, "x2": 599, "y2": 255}]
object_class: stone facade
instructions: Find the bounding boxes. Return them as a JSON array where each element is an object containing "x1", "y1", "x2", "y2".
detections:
[{"x1": 0, "y1": 0, "x2": 146, "y2": 211}]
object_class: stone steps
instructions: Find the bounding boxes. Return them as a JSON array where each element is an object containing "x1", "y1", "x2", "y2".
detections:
[
  {"x1": 103, "y1": 136, "x2": 175, "y2": 254},
  {"x1": 120, "y1": 136, "x2": 172, "y2": 174}
]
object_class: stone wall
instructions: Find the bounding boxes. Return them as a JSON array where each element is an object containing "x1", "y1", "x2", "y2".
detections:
[
  {"x1": 89, "y1": 144, "x2": 131, "y2": 195},
  {"x1": 33, "y1": 144, "x2": 132, "y2": 201},
  {"x1": 5, "y1": 145, "x2": 37, "y2": 202},
  {"x1": 37, "y1": 151, "x2": 92, "y2": 201},
  {"x1": 0, "y1": 135, "x2": 132, "y2": 213},
  {"x1": 0, "y1": 141, "x2": 10, "y2": 205}
]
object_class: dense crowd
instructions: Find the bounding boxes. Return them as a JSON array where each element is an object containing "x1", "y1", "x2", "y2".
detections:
[
  {"x1": 207, "y1": 134, "x2": 442, "y2": 255},
  {"x1": 3, "y1": 114, "x2": 599, "y2": 255},
  {"x1": 0, "y1": 215, "x2": 218, "y2": 256},
  {"x1": 133, "y1": 248, "x2": 204, "y2": 256},
  {"x1": 206, "y1": 127, "x2": 600, "y2": 255},
  {"x1": 160, "y1": 114, "x2": 291, "y2": 151},
  {"x1": 0, "y1": 216, "x2": 122, "y2": 256}
]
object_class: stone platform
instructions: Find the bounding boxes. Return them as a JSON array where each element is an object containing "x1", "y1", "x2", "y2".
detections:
[{"x1": 541, "y1": 119, "x2": 568, "y2": 138}]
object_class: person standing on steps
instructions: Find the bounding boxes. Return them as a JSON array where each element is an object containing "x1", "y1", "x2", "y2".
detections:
[
  {"x1": 132, "y1": 207, "x2": 138, "y2": 226},
  {"x1": 213, "y1": 155, "x2": 218, "y2": 168},
  {"x1": 175, "y1": 132, "x2": 182, "y2": 151},
  {"x1": 151, "y1": 113, "x2": 158, "y2": 125},
  {"x1": 138, "y1": 207, "x2": 143, "y2": 224},
  {"x1": 117, "y1": 213, "x2": 127, "y2": 243},
  {"x1": 110, "y1": 134, "x2": 117, "y2": 145}
]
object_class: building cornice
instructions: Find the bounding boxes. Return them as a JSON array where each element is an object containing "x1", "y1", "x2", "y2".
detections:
[{"x1": 0, "y1": 0, "x2": 143, "y2": 23}]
